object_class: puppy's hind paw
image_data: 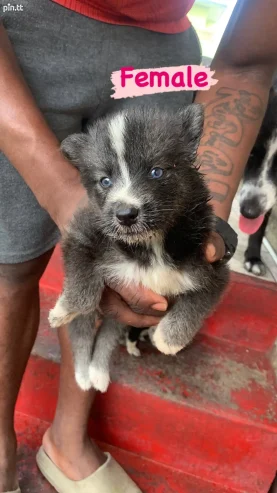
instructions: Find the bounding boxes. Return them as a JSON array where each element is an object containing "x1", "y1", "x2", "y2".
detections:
[
  {"x1": 139, "y1": 329, "x2": 150, "y2": 342},
  {"x1": 75, "y1": 369, "x2": 93, "y2": 392},
  {"x1": 48, "y1": 303, "x2": 77, "y2": 329},
  {"x1": 89, "y1": 365, "x2": 110, "y2": 393},
  {"x1": 126, "y1": 339, "x2": 141, "y2": 357}
]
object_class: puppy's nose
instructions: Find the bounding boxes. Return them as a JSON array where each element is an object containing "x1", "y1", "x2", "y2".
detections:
[
  {"x1": 240, "y1": 198, "x2": 262, "y2": 219},
  {"x1": 116, "y1": 207, "x2": 139, "y2": 226}
]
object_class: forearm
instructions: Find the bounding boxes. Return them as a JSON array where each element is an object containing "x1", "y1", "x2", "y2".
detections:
[
  {"x1": 195, "y1": 67, "x2": 272, "y2": 220},
  {"x1": 0, "y1": 23, "x2": 81, "y2": 222},
  {"x1": 195, "y1": 0, "x2": 277, "y2": 221}
]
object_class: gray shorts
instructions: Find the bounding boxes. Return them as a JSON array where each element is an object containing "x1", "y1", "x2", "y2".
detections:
[{"x1": 0, "y1": 0, "x2": 201, "y2": 264}]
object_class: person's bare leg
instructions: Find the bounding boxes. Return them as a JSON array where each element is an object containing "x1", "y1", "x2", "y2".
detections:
[
  {"x1": 0, "y1": 250, "x2": 53, "y2": 491},
  {"x1": 43, "y1": 326, "x2": 106, "y2": 480}
]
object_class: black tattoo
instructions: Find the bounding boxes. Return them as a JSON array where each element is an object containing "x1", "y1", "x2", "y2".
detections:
[
  {"x1": 203, "y1": 179, "x2": 231, "y2": 203},
  {"x1": 206, "y1": 88, "x2": 263, "y2": 122},
  {"x1": 198, "y1": 86, "x2": 264, "y2": 203},
  {"x1": 197, "y1": 147, "x2": 233, "y2": 176}
]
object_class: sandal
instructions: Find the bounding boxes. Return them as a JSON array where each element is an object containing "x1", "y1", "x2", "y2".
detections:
[{"x1": 36, "y1": 446, "x2": 142, "y2": 492}]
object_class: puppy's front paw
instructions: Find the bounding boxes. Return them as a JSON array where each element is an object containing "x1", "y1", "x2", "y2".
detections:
[
  {"x1": 48, "y1": 297, "x2": 78, "y2": 328},
  {"x1": 244, "y1": 258, "x2": 266, "y2": 276},
  {"x1": 150, "y1": 321, "x2": 183, "y2": 356},
  {"x1": 89, "y1": 365, "x2": 110, "y2": 393}
]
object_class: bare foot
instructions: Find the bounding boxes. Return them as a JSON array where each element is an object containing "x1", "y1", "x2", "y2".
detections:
[
  {"x1": 0, "y1": 432, "x2": 18, "y2": 491},
  {"x1": 42, "y1": 428, "x2": 106, "y2": 481}
]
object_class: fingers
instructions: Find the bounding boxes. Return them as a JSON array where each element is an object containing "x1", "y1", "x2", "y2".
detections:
[
  {"x1": 205, "y1": 231, "x2": 226, "y2": 263},
  {"x1": 108, "y1": 281, "x2": 168, "y2": 316},
  {"x1": 100, "y1": 288, "x2": 162, "y2": 328}
]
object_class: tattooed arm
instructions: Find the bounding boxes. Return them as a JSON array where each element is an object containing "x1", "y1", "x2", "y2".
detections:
[{"x1": 195, "y1": 0, "x2": 277, "y2": 229}]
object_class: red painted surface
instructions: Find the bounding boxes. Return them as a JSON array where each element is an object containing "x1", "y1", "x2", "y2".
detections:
[
  {"x1": 203, "y1": 276, "x2": 277, "y2": 352},
  {"x1": 17, "y1": 246, "x2": 277, "y2": 493},
  {"x1": 17, "y1": 352, "x2": 277, "y2": 492},
  {"x1": 15, "y1": 412, "x2": 235, "y2": 493}
]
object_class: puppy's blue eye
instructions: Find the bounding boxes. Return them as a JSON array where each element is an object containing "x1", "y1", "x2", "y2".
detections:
[
  {"x1": 151, "y1": 167, "x2": 163, "y2": 179},
  {"x1": 100, "y1": 177, "x2": 113, "y2": 188}
]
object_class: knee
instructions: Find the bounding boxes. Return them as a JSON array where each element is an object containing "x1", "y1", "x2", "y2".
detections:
[{"x1": 0, "y1": 249, "x2": 53, "y2": 292}]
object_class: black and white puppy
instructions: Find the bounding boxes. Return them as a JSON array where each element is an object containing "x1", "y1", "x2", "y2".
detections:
[
  {"x1": 48, "y1": 105, "x2": 229, "y2": 392},
  {"x1": 239, "y1": 87, "x2": 277, "y2": 276}
]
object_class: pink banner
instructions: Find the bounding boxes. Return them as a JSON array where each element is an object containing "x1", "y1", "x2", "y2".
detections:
[{"x1": 111, "y1": 65, "x2": 218, "y2": 99}]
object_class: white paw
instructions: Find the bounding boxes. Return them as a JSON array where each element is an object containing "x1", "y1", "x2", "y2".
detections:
[
  {"x1": 89, "y1": 365, "x2": 110, "y2": 393},
  {"x1": 151, "y1": 325, "x2": 183, "y2": 356},
  {"x1": 75, "y1": 369, "x2": 92, "y2": 392},
  {"x1": 244, "y1": 259, "x2": 266, "y2": 277},
  {"x1": 48, "y1": 298, "x2": 78, "y2": 328},
  {"x1": 48, "y1": 309, "x2": 76, "y2": 328},
  {"x1": 126, "y1": 339, "x2": 141, "y2": 357}
]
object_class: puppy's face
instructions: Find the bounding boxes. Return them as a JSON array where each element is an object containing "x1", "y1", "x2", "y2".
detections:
[
  {"x1": 61, "y1": 105, "x2": 204, "y2": 243},
  {"x1": 239, "y1": 89, "x2": 277, "y2": 227},
  {"x1": 240, "y1": 130, "x2": 277, "y2": 219}
]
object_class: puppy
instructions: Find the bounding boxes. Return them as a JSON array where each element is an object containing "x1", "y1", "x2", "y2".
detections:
[
  {"x1": 49, "y1": 105, "x2": 229, "y2": 392},
  {"x1": 239, "y1": 87, "x2": 277, "y2": 276}
]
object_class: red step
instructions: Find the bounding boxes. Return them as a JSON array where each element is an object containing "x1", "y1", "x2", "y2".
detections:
[
  {"x1": 16, "y1": 412, "x2": 236, "y2": 493},
  {"x1": 15, "y1": 247, "x2": 277, "y2": 492}
]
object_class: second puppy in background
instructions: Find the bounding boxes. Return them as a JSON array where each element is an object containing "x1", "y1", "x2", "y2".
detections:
[
  {"x1": 239, "y1": 86, "x2": 277, "y2": 276},
  {"x1": 49, "y1": 104, "x2": 229, "y2": 392}
]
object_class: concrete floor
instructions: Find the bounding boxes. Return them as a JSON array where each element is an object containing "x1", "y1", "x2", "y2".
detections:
[
  {"x1": 267, "y1": 204, "x2": 277, "y2": 252},
  {"x1": 229, "y1": 196, "x2": 277, "y2": 283}
]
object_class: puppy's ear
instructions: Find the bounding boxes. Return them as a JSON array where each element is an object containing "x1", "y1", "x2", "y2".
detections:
[
  {"x1": 60, "y1": 133, "x2": 89, "y2": 167},
  {"x1": 179, "y1": 103, "x2": 204, "y2": 158}
]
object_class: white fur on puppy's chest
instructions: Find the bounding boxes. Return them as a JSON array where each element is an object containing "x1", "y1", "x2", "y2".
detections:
[{"x1": 108, "y1": 260, "x2": 196, "y2": 296}]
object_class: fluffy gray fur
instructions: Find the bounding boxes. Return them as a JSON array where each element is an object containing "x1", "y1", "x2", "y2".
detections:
[{"x1": 49, "y1": 104, "x2": 229, "y2": 392}]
